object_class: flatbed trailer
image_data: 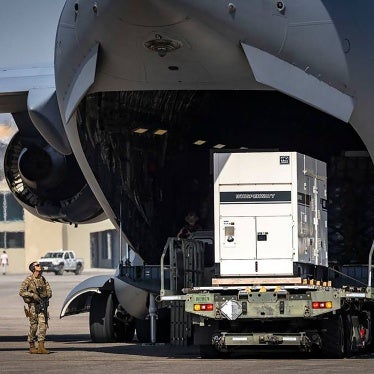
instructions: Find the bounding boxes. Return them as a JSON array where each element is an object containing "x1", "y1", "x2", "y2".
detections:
[
  {"x1": 150, "y1": 235, "x2": 374, "y2": 357},
  {"x1": 180, "y1": 280, "x2": 374, "y2": 357}
]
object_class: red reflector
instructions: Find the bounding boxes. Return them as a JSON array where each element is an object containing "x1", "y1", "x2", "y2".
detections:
[
  {"x1": 206, "y1": 304, "x2": 214, "y2": 311},
  {"x1": 312, "y1": 302, "x2": 320, "y2": 309}
]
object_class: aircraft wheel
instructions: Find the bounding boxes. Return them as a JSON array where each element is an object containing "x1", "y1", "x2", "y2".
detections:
[
  {"x1": 112, "y1": 297, "x2": 135, "y2": 343},
  {"x1": 89, "y1": 292, "x2": 114, "y2": 343},
  {"x1": 135, "y1": 318, "x2": 150, "y2": 343},
  {"x1": 114, "y1": 317, "x2": 135, "y2": 342}
]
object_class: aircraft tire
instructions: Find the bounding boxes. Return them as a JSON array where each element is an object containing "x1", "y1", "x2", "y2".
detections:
[
  {"x1": 89, "y1": 292, "x2": 114, "y2": 343},
  {"x1": 114, "y1": 318, "x2": 135, "y2": 343},
  {"x1": 112, "y1": 294, "x2": 135, "y2": 343},
  {"x1": 135, "y1": 318, "x2": 150, "y2": 343}
]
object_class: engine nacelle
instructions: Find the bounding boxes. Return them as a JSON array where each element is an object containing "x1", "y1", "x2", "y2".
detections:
[{"x1": 4, "y1": 131, "x2": 105, "y2": 224}]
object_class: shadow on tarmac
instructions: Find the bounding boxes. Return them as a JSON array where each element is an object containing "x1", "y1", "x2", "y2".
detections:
[
  {"x1": 0, "y1": 334, "x2": 90, "y2": 343},
  {"x1": 1, "y1": 334, "x2": 373, "y2": 360}
]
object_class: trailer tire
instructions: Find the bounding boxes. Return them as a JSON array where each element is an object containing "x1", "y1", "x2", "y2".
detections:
[
  {"x1": 344, "y1": 314, "x2": 354, "y2": 357},
  {"x1": 364, "y1": 307, "x2": 374, "y2": 353},
  {"x1": 320, "y1": 314, "x2": 345, "y2": 358}
]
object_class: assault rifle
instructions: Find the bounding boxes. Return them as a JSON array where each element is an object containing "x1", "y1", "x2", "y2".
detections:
[{"x1": 36, "y1": 287, "x2": 50, "y2": 327}]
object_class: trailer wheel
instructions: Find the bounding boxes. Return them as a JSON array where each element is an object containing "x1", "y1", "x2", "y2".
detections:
[
  {"x1": 361, "y1": 307, "x2": 374, "y2": 353},
  {"x1": 344, "y1": 314, "x2": 354, "y2": 357},
  {"x1": 320, "y1": 314, "x2": 345, "y2": 358},
  {"x1": 89, "y1": 292, "x2": 114, "y2": 343}
]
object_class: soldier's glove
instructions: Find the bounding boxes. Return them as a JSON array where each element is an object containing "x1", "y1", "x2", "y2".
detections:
[{"x1": 33, "y1": 294, "x2": 41, "y2": 303}]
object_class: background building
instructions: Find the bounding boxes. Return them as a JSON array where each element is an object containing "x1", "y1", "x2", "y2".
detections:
[{"x1": 0, "y1": 177, "x2": 118, "y2": 274}]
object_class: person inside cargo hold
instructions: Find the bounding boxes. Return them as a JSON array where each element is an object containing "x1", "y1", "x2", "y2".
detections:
[{"x1": 177, "y1": 212, "x2": 202, "y2": 239}]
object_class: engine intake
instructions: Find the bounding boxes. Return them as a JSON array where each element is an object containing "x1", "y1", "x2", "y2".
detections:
[{"x1": 4, "y1": 132, "x2": 105, "y2": 224}]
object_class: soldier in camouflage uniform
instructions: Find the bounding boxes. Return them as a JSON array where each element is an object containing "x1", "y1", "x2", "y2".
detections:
[{"x1": 19, "y1": 261, "x2": 52, "y2": 354}]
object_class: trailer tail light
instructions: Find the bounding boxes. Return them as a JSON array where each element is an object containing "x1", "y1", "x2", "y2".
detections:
[
  {"x1": 312, "y1": 301, "x2": 332, "y2": 309},
  {"x1": 193, "y1": 303, "x2": 214, "y2": 311}
]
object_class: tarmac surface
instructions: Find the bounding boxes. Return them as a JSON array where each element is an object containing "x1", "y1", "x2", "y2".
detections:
[{"x1": 0, "y1": 270, "x2": 373, "y2": 373}]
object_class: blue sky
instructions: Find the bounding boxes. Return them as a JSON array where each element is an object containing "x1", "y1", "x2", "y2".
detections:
[{"x1": 0, "y1": 0, "x2": 64, "y2": 70}]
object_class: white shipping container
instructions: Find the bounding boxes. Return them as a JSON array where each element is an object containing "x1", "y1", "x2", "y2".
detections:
[{"x1": 213, "y1": 152, "x2": 327, "y2": 277}]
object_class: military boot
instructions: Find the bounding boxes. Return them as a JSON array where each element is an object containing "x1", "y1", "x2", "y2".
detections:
[
  {"x1": 37, "y1": 341, "x2": 50, "y2": 354},
  {"x1": 29, "y1": 342, "x2": 38, "y2": 354}
]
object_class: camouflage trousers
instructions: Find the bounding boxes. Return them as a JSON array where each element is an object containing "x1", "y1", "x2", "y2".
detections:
[{"x1": 27, "y1": 304, "x2": 49, "y2": 342}]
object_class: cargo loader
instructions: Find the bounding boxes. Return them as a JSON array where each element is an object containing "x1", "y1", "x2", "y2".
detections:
[{"x1": 157, "y1": 151, "x2": 374, "y2": 357}]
